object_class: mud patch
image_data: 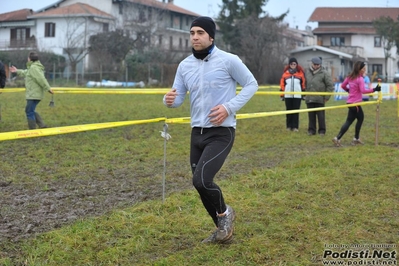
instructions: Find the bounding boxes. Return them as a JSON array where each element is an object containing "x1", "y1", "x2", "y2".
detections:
[{"x1": 0, "y1": 149, "x2": 279, "y2": 259}]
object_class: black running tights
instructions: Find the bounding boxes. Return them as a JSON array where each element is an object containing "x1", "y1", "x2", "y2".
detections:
[
  {"x1": 190, "y1": 127, "x2": 235, "y2": 226},
  {"x1": 337, "y1": 106, "x2": 364, "y2": 140}
]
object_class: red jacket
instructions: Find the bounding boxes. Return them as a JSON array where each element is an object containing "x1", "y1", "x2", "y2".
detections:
[{"x1": 280, "y1": 65, "x2": 306, "y2": 98}]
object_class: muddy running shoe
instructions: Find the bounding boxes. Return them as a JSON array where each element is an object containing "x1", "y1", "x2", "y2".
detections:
[
  {"x1": 215, "y1": 205, "x2": 235, "y2": 242},
  {"x1": 332, "y1": 137, "x2": 342, "y2": 147},
  {"x1": 351, "y1": 138, "x2": 364, "y2": 145},
  {"x1": 201, "y1": 229, "x2": 217, "y2": 243},
  {"x1": 201, "y1": 229, "x2": 234, "y2": 244}
]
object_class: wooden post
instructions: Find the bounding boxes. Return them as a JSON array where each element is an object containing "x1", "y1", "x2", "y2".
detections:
[
  {"x1": 375, "y1": 79, "x2": 382, "y2": 146},
  {"x1": 397, "y1": 85, "x2": 399, "y2": 121}
]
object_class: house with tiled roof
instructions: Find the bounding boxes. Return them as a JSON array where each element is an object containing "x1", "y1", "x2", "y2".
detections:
[
  {"x1": 29, "y1": 3, "x2": 115, "y2": 55},
  {"x1": 307, "y1": 7, "x2": 399, "y2": 81},
  {"x1": 0, "y1": 0, "x2": 200, "y2": 74},
  {"x1": 283, "y1": 25, "x2": 316, "y2": 49},
  {"x1": 0, "y1": 9, "x2": 36, "y2": 49},
  {"x1": 32, "y1": 0, "x2": 200, "y2": 54}
]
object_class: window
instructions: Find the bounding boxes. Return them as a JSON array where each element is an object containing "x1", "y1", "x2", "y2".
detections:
[
  {"x1": 371, "y1": 64, "x2": 382, "y2": 76},
  {"x1": 119, "y1": 3, "x2": 123, "y2": 15},
  {"x1": 139, "y1": 10, "x2": 145, "y2": 22},
  {"x1": 173, "y1": 16, "x2": 179, "y2": 28},
  {"x1": 374, "y1": 36, "x2": 381, "y2": 47},
  {"x1": 179, "y1": 38, "x2": 182, "y2": 48},
  {"x1": 180, "y1": 16, "x2": 183, "y2": 29},
  {"x1": 185, "y1": 39, "x2": 188, "y2": 48},
  {"x1": 103, "y1": 23, "x2": 109, "y2": 32},
  {"x1": 10, "y1": 28, "x2": 30, "y2": 47},
  {"x1": 330, "y1": 37, "x2": 344, "y2": 46},
  {"x1": 45, "y1": 23, "x2": 56, "y2": 37},
  {"x1": 159, "y1": 35, "x2": 163, "y2": 46},
  {"x1": 169, "y1": 36, "x2": 173, "y2": 50}
]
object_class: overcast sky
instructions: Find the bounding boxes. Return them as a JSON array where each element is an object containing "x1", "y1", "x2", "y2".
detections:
[{"x1": 2, "y1": 0, "x2": 398, "y2": 30}]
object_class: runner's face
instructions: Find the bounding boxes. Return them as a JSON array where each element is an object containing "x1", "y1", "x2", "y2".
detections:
[
  {"x1": 360, "y1": 65, "x2": 366, "y2": 74},
  {"x1": 190, "y1": 26, "x2": 213, "y2": 51}
]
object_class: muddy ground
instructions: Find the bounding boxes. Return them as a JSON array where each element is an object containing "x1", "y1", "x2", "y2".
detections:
[
  {"x1": 0, "y1": 166, "x2": 190, "y2": 260},
  {"x1": 0, "y1": 152, "x2": 268, "y2": 260}
]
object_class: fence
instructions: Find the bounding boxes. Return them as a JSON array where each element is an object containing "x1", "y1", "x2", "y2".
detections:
[
  {"x1": 5, "y1": 62, "x2": 180, "y2": 88},
  {"x1": 1, "y1": 84, "x2": 398, "y2": 202},
  {"x1": 1, "y1": 85, "x2": 395, "y2": 143}
]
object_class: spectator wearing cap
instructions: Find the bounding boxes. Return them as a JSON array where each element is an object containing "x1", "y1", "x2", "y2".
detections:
[
  {"x1": 279, "y1": 57, "x2": 306, "y2": 132},
  {"x1": 163, "y1": 16, "x2": 258, "y2": 244},
  {"x1": 304, "y1": 57, "x2": 334, "y2": 136}
]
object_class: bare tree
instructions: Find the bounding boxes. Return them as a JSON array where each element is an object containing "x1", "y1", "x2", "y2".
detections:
[
  {"x1": 104, "y1": 2, "x2": 188, "y2": 83},
  {"x1": 373, "y1": 16, "x2": 399, "y2": 81},
  {"x1": 89, "y1": 30, "x2": 134, "y2": 81},
  {"x1": 235, "y1": 15, "x2": 287, "y2": 84},
  {"x1": 62, "y1": 15, "x2": 91, "y2": 82}
]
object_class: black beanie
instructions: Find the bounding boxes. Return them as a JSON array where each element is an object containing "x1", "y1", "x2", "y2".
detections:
[
  {"x1": 191, "y1": 16, "x2": 216, "y2": 39},
  {"x1": 289, "y1": 58, "x2": 298, "y2": 64}
]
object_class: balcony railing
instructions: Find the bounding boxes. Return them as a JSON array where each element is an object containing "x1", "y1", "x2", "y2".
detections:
[
  {"x1": 0, "y1": 39, "x2": 37, "y2": 50},
  {"x1": 325, "y1": 45, "x2": 365, "y2": 58}
]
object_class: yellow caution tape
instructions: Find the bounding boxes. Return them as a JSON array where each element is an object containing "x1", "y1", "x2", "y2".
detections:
[
  {"x1": 2, "y1": 87, "x2": 394, "y2": 98},
  {"x1": 0, "y1": 88, "x2": 25, "y2": 93},
  {"x1": 0, "y1": 91, "x2": 383, "y2": 141},
  {"x1": 0, "y1": 117, "x2": 165, "y2": 141},
  {"x1": 165, "y1": 117, "x2": 191, "y2": 124},
  {"x1": 237, "y1": 101, "x2": 377, "y2": 120}
]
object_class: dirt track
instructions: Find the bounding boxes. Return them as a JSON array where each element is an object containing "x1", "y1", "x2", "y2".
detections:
[{"x1": 0, "y1": 146, "x2": 273, "y2": 261}]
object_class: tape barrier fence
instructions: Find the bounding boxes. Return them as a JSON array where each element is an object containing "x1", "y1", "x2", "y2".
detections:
[
  {"x1": 0, "y1": 117, "x2": 165, "y2": 141},
  {"x1": 2, "y1": 87, "x2": 393, "y2": 98},
  {"x1": 2, "y1": 86, "x2": 277, "y2": 95},
  {"x1": 0, "y1": 100, "x2": 380, "y2": 141},
  {"x1": 0, "y1": 86, "x2": 385, "y2": 141},
  {"x1": 236, "y1": 101, "x2": 378, "y2": 120}
]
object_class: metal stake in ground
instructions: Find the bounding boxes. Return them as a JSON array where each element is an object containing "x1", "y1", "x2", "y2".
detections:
[{"x1": 160, "y1": 123, "x2": 171, "y2": 203}]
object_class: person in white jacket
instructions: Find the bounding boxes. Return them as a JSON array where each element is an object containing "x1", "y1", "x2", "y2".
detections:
[{"x1": 163, "y1": 16, "x2": 258, "y2": 244}]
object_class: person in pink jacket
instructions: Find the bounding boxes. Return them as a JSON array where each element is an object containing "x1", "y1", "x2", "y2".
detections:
[{"x1": 332, "y1": 61, "x2": 381, "y2": 147}]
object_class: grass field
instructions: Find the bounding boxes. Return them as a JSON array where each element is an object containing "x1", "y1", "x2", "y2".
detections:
[{"x1": 0, "y1": 88, "x2": 398, "y2": 265}]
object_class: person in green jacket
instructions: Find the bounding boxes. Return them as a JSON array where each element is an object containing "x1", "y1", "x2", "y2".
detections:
[
  {"x1": 10, "y1": 52, "x2": 53, "y2": 129},
  {"x1": 304, "y1": 57, "x2": 334, "y2": 136}
]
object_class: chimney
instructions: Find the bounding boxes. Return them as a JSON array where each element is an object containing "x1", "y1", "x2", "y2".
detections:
[{"x1": 168, "y1": 0, "x2": 173, "y2": 3}]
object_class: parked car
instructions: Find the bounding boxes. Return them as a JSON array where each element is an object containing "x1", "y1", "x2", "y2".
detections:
[{"x1": 393, "y1": 73, "x2": 399, "y2": 83}]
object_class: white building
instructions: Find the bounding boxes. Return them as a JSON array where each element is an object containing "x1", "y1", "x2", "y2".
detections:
[
  {"x1": 0, "y1": 0, "x2": 200, "y2": 73},
  {"x1": 306, "y1": 7, "x2": 399, "y2": 81}
]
